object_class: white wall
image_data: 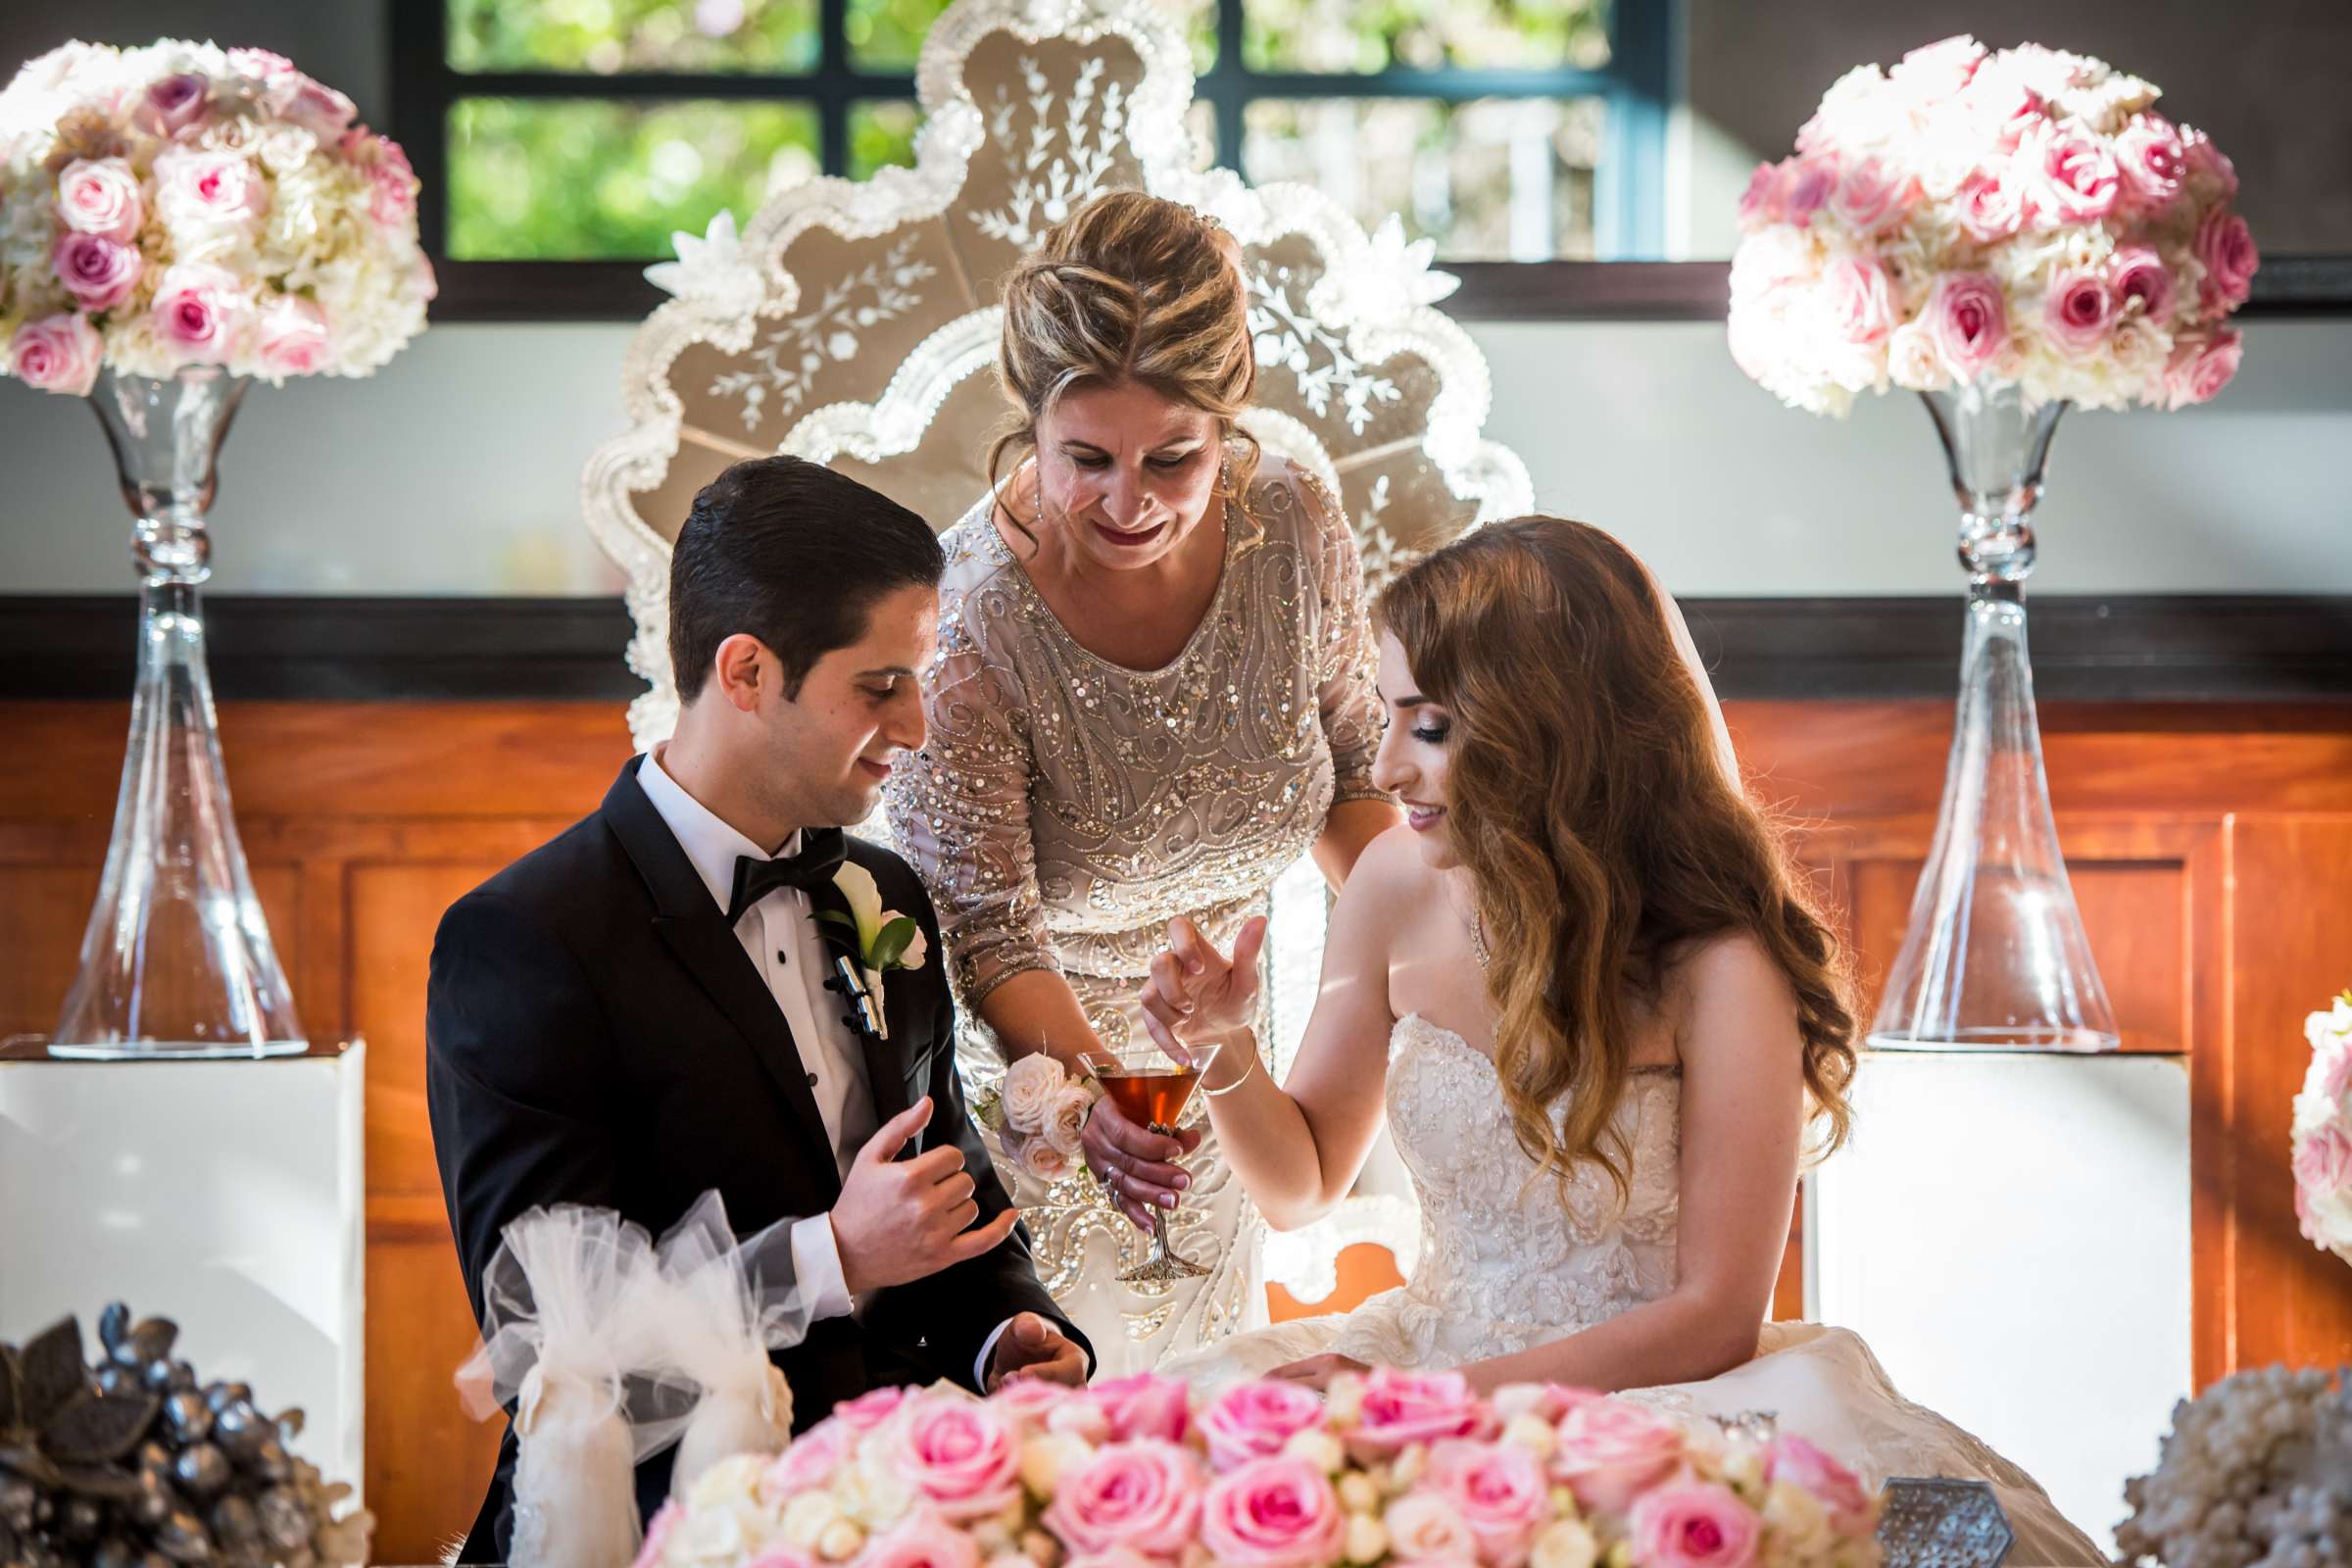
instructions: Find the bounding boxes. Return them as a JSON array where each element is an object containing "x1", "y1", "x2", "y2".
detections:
[{"x1": 2, "y1": 314, "x2": 2345, "y2": 597}]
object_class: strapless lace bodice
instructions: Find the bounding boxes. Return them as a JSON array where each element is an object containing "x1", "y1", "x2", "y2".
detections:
[{"x1": 1383, "y1": 1013, "x2": 1681, "y2": 1357}]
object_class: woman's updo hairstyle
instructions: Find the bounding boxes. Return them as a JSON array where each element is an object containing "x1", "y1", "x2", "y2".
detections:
[{"x1": 989, "y1": 190, "x2": 1259, "y2": 538}]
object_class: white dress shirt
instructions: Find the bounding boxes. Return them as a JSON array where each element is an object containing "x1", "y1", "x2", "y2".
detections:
[{"x1": 636, "y1": 749, "x2": 1020, "y2": 1382}]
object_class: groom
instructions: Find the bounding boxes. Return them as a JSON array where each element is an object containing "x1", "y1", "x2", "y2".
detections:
[{"x1": 426, "y1": 456, "x2": 1090, "y2": 1561}]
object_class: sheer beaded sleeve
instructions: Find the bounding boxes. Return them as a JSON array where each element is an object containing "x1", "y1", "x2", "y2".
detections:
[{"x1": 884, "y1": 599, "x2": 1059, "y2": 1008}]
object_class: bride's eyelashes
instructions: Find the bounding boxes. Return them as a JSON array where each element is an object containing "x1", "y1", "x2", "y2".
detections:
[
  {"x1": 1064, "y1": 449, "x2": 1200, "y2": 472},
  {"x1": 1411, "y1": 722, "x2": 1450, "y2": 744}
]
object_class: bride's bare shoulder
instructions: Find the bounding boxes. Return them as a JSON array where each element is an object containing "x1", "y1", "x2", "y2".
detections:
[{"x1": 1333, "y1": 823, "x2": 1443, "y2": 928}]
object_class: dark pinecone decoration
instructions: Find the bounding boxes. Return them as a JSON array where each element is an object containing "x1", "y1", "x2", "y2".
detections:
[{"x1": 0, "y1": 1304, "x2": 369, "y2": 1568}]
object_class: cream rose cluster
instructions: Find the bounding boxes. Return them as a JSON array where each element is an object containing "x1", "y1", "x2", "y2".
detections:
[
  {"x1": 1727, "y1": 35, "x2": 2251, "y2": 416},
  {"x1": 634, "y1": 1369, "x2": 1885, "y2": 1568},
  {"x1": 0, "y1": 38, "x2": 432, "y2": 395}
]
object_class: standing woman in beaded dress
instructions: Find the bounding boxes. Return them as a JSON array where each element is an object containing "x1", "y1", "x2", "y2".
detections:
[{"x1": 884, "y1": 192, "x2": 1398, "y2": 1375}]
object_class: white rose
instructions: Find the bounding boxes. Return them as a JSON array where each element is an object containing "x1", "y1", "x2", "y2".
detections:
[
  {"x1": 1344, "y1": 1512, "x2": 1387, "y2": 1564},
  {"x1": 1531, "y1": 1518, "x2": 1599, "y2": 1568},
  {"x1": 1041, "y1": 1084, "x2": 1093, "y2": 1156},
  {"x1": 1017, "y1": 1134, "x2": 1073, "y2": 1184},
  {"x1": 1289, "y1": 1429, "x2": 1348, "y2": 1477},
  {"x1": 1000, "y1": 1053, "x2": 1063, "y2": 1134},
  {"x1": 1886, "y1": 318, "x2": 1949, "y2": 390}
]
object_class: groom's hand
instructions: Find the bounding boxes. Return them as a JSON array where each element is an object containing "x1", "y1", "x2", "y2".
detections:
[
  {"x1": 833, "y1": 1098, "x2": 1020, "y2": 1298},
  {"x1": 985, "y1": 1312, "x2": 1088, "y2": 1392}
]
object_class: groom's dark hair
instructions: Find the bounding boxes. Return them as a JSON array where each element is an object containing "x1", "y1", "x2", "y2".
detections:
[{"x1": 669, "y1": 455, "x2": 945, "y2": 703}]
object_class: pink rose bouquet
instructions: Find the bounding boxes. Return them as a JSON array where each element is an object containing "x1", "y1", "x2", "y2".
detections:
[
  {"x1": 633, "y1": 1370, "x2": 1884, "y2": 1568},
  {"x1": 0, "y1": 39, "x2": 431, "y2": 394},
  {"x1": 1728, "y1": 36, "x2": 2250, "y2": 416},
  {"x1": 971, "y1": 1053, "x2": 1099, "y2": 1190},
  {"x1": 2291, "y1": 991, "x2": 2352, "y2": 1266}
]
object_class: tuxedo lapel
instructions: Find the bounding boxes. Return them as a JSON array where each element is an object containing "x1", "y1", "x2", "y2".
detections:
[
  {"x1": 807, "y1": 873, "x2": 910, "y2": 1131},
  {"x1": 602, "y1": 760, "x2": 840, "y2": 1197}
]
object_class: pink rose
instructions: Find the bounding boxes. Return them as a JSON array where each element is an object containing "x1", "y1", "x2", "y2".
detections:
[
  {"x1": 861, "y1": 1513, "x2": 982, "y2": 1568},
  {"x1": 1087, "y1": 1373, "x2": 1192, "y2": 1444},
  {"x1": 893, "y1": 1393, "x2": 1020, "y2": 1520},
  {"x1": 258, "y1": 295, "x2": 332, "y2": 377},
  {"x1": 1954, "y1": 74, "x2": 2043, "y2": 151},
  {"x1": 1776, "y1": 158, "x2": 1836, "y2": 228},
  {"x1": 1045, "y1": 1441, "x2": 1203, "y2": 1557},
  {"x1": 2180, "y1": 127, "x2": 2238, "y2": 201},
  {"x1": 836, "y1": 1386, "x2": 908, "y2": 1431},
  {"x1": 1630, "y1": 1481, "x2": 1760, "y2": 1568},
  {"x1": 630, "y1": 1499, "x2": 680, "y2": 1568},
  {"x1": 1829, "y1": 156, "x2": 1909, "y2": 233},
  {"x1": 2043, "y1": 270, "x2": 2114, "y2": 356},
  {"x1": 141, "y1": 72, "x2": 211, "y2": 136},
  {"x1": 1550, "y1": 1397, "x2": 1685, "y2": 1516},
  {"x1": 1927, "y1": 272, "x2": 2008, "y2": 381},
  {"x1": 1736, "y1": 163, "x2": 1780, "y2": 229},
  {"x1": 1066, "y1": 1552, "x2": 1177, "y2": 1568},
  {"x1": 1423, "y1": 1441, "x2": 1549, "y2": 1564},
  {"x1": 1764, "y1": 1435, "x2": 1872, "y2": 1529},
  {"x1": 2196, "y1": 210, "x2": 2259, "y2": 311},
  {"x1": 341, "y1": 129, "x2": 420, "y2": 226},
  {"x1": 760, "y1": 1421, "x2": 846, "y2": 1496},
  {"x1": 2111, "y1": 246, "x2": 2176, "y2": 325},
  {"x1": 2294, "y1": 1126, "x2": 2352, "y2": 1195},
  {"x1": 2029, "y1": 127, "x2": 2121, "y2": 225},
  {"x1": 1492, "y1": 1384, "x2": 1606, "y2": 1424},
  {"x1": 989, "y1": 1374, "x2": 1075, "y2": 1428},
  {"x1": 1199, "y1": 1458, "x2": 1347, "y2": 1568},
  {"x1": 52, "y1": 232, "x2": 142, "y2": 313},
  {"x1": 1955, "y1": 167, "x2": 2028, "y2": 243},
  {"x1": 1824, "y1": 257, "x2": 1895, "y2": 346},
  {"x1": 11, "y1": 313, "x2": 103, "y2": 397},
  {"x1": 151, "y1": 265, "x2": 252, "y2": 365},
  {"x1": 2162, "y1": 329, "x2": 2242, "y2": 410},
  {"x1": 2322, "y1": 1047, "x2": 2352, "y2": 1105},
  {"x1": 2115, "y1": 115, "x2": 2185, "y2": 211},
  {"x1": 1384, "y1": 1493, "x2": 1478, "y2": 1562},
  {"x1": 1350, "y1": 1368, "x2": 1485, "y2": 1454},
  {"x1": 154, "y1": 148, "x2": 267, "y2": 232},
  {"x1": 56, "y1": 158, "x2": 143, "y2": 242},
  {"x1": 1199, "y1": 1380, "x2": 1326, "y2": 1472}
]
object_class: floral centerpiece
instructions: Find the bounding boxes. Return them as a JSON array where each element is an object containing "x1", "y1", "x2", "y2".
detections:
[
  {"x1": 2115, "y1": 1365, "x2": 2351, "y2": 1567},
  {"x1": 1727, "y1": 34, "x2": 2252, "y2": 417},
  {"x1": 0, "y1": 38, "x2": 432, "y2": 394},
  {"x1": 0, "y1": 38, "x2": 431, "y2": 1060},
  {"x1": 632, "y1": 1369, "x2": 1886, "y2": 1568},
  {"x1": 1725, "y1": 35, "x2": 2257, "y2": 1057},
  {"x1": 2291, "y1": 993, "x2": 2352, "y2": 1266}
]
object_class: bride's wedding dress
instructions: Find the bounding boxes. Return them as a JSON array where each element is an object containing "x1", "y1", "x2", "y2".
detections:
[{"x1": 1161, "y1": 1014, "x2": 2106, "y2": 1566}]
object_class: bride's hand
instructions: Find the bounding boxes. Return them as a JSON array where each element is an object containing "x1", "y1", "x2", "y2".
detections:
[
  {"x1": 1267, "y1": 1352, "x2": 1370, "y2": 1391},
  {"x1": 1139, "y1": 914, "x2": 1267, "y2": 1054}
]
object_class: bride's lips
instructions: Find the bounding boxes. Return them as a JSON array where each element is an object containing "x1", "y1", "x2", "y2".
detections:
[
  {"x1": 1404, "y1": 801, "x2": 1446, "y2": 831},
  {"x1": 1092, "y1": 517, "x2": 1167, "y2": 548},
  {"x1": 857, "y1": 758, "x2": 892, "y2": 782}
]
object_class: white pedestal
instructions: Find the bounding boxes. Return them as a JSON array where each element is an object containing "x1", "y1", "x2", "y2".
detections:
[
  {"x1": 0, "y1": 1041, "x2": 367, "y2": 1502},
  {"x1": 1810, "y1": 1051, "x2": 2191, "y2": 1553}
]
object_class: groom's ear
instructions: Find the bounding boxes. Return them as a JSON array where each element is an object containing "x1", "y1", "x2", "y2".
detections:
[{"x1": 710, "y1": 632, "x2": 778, "y2": 711}]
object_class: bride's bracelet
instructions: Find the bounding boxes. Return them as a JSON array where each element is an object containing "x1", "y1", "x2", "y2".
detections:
[{"x1": 1201, "y1": 1033, "x2": 1260, "y2": 1098}]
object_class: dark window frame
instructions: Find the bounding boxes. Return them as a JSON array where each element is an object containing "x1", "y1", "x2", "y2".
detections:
[{"x1": 388, "y1": 1, "x2": 2352, "y2": 322}]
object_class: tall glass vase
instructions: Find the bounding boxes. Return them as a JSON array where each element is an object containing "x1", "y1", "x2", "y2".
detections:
[
  {"x1": 1868, "y1": 380, "x2": 2120, "y2": 1053},
  {"x1": 48, "y1": 367, "x2": 308, "y2": 1059}
]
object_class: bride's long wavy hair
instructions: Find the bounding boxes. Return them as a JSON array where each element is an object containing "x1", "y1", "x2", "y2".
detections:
[{"x1": 1375, "y1": 516, "x2": 1857, "y2": 1202}]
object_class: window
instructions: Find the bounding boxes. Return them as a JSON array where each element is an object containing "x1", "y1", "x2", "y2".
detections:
[{"x1": 391, "y1": 0, "x2": 1679, "y2": 318}]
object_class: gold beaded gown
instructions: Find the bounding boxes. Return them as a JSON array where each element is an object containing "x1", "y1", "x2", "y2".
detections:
[{"x1": 883, "y1": 455, "x2": 1387, "y2": 1376}]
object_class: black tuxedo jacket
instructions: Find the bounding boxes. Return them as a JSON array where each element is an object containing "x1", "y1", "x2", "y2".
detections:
[{"x1": 425, "y1": 757, "x2": 1082, "y2": 1560}]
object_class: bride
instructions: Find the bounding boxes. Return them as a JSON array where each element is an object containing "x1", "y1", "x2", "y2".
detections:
[{"x1": 1137, "y1": 515, "x2": 2105, "y2": 1565}]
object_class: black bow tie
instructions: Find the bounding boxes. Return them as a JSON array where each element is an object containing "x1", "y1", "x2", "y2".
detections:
[{"x1": 726, "y1": 828, "x2": 848, "y2": 924}]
